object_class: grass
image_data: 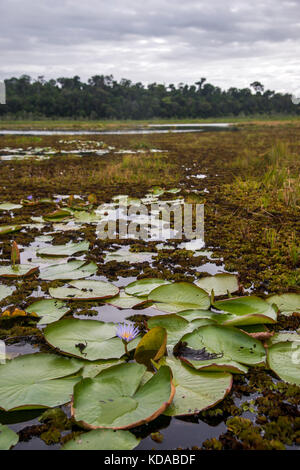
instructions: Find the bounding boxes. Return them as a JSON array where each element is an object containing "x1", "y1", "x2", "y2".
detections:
[{"x1": 0, "y1": 115, "x2": 300, "y2": 130}]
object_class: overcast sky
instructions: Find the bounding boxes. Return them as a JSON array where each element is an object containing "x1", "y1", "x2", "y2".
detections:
[{"x1": 0, "y1": 0, "x2": 300, "y2": 93}]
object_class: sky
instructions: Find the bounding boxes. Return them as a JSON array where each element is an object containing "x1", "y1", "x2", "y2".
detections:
[{"x1": 0, "y1": 0, "x2": 300, "y2": 94}]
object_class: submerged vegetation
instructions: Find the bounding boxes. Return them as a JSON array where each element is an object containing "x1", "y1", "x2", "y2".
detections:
[{"x1": 0, "y1": 121, "x2": 299, "y2": 450}]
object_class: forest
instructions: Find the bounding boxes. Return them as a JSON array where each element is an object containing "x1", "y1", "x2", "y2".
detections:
[{"x1": 0, "y1": 75, "x2": 298, "y2": 120}]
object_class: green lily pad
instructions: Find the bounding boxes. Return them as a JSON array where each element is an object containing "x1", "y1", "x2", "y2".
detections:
[
  {"x1": 0, "y1": 424, "x2": 19, "y2": 450},
  {"x1": 40, "y1": 261, "x2": 97, "y2": 280},
  {"x1": 149, "y1": 282, "x2": 210, "y2": 313},
  {"x1": 105, "y1": 250, "x2": 153, "y2": 264},
  {"x1": 134, "y1": 327, "x2": 167, "y2": 367},
  {"x1": 43, "y1": 209, "x2": 71, "y2": 222},
  {"x1": 104, "y1": 292, "x2": 148, "y2": 309},
  {"x1": 49, "y1": 280, "x2": 119, "y2": 300},
  {"x1": 0, "y1": 264, "x2": 38, "y2": 278},
  {"x1": 62, "y1": 429, "x2": 141, "y2": 450},
  {"x1": 72, "y1": 363, "x2": 175, "y2": 429},
  {"x1": 0, "y1": 354, "x2": 81, "y2": 411},
  {"x1": 182, "y1": 324, "x2": 266, "y2": 366},
  {"x1": 44, "y1": 318, "x2": 139, "y2": 360},
  {"x1": 147, "y1": 314, "x2": 215, "y2": 346},
  {"x1": 0, "y1": 203, "x2": 22, "y2": 211},
  {"x1": 166, "y1": 188, "x2": 181, "y2": 194},
  {"x1": 266, "y1": 293, "x2": 300, "y2": 316},
  {"x1": 214, "y1": 296, "x2": 277, "y2": 325},
  {"x1": 0, "y1": 284, "x2": 14, "y2": 302},
  {"x1": 0, "y1": 225, "x2": 22, "y2": 236},
  {"x1": 125, "y1": 278, "x2": 171, "y2": 297},
  {"x1": 37, "y1": 241, "x2": 89, "y2": 257},
  {"x1": 78, "y1": 359, "x2": 126, "y2": 378},
  {"x1": 176, "y1": 309, "x2": 228, "y2": 322},
  {"x1": 267, "y1": 341, "x2": 300, "y2": 385},
  {"x1": 163, "y1": 357, "x2": 232, "y2": 416},
  {"x1": 195, "y1": 274, "x2": 239, "y2": 296},
  {"x1": 26, "y1": 299, "x2": 70, "y2": 325}
]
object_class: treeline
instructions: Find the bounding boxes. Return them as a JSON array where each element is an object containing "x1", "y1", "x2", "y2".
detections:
[{"x1": 0, "y1": 75, "x2": 298, "y2": 119}]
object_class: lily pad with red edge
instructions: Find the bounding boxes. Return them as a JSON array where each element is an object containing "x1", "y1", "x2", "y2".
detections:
[{"x1": 71, "y1": 363, "x2": 175, "y2": 429}]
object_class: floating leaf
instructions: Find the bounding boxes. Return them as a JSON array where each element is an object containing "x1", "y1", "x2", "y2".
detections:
[
  {"x1": 149, "y1": 282, "x2": 210, "y2": 313},
  {"x1": 40, "y1": 261, "x2": 97, "y2": 280},
  {"x1": 0, "y1": 424, "x2": 19, "y2": 450},
  {"x1": 43, "y1": 209, "x2": 71, "y2": 222},
  {"x1": 267, "y1": 341, "x2": 300, "y2": 385},
  {"x1": 72, "y1": 363, "x2": 175, "y2": 429},
  {"x1": 0, "y1": 354, "x2": 81, "y2": 411},
  {"x1": 105, "y1": 250, "x2": 153, "y2": 264},
  {"x1": 0, "y1": 225, "x2": 22, "y2": 236},
  {"x1": 134, "y1": 327, "x2": 167, "y2": 368},
  {"x1": 166, "y1": 188, "x2": 181, "y2": 194},
  {"x1": 26, "y1": 299, "x2": 70, "y2": 325},
  {"x1": 44, "y1": 318, "x2": 139, "y2": 360},
  {"x1": 0, "y1": 203, "x2": 22, "y2": 211},
  {"x1": 37, "y1": 241, "x2": 89, "y2": 257},
  {"x1": 0, "y1": 284, "x2": 13, "y2": 302},
  {"x1": 214, "y1": 296, "x2": 277, "y2": 325},
  {"x1": 182, "y1": 324, "x2": 266, "y2": 367},
  {"x1": 49, "y1": 280, "x2": 119, "y2": 300},
  {"x1": 0, "y1": 264, "x2": 38, "y2": 278},
  {"x1": 62, "y1": 429, "x2": 140, "y2": 450},
  {"x1": 147, "y1": 314, "x2": 214, "y2": 346},
  {"x1": 163, "y1": 357, "x2": 232, "y2": 416},
  {"x1": 266, "y1": 293, "x2": 300, "y2": 316},
  {"x1": 195, "y1": 274, "x2": 239, "y2": 296},
  {"x1": 125, "y1": 278, "x2": 171, "y2": 297},
  {"x1": 104, "y1": 292, "x2": 148, "y2": 309}
]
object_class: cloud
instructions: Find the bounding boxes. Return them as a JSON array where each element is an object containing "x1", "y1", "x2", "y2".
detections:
[{"x1": 0, "y1": 0, "x2": 300, "y2": 92}]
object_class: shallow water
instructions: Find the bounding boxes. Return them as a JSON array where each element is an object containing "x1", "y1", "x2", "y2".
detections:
[{"x1": 0, "y1": 123, "x2": 232, "y2": 136}]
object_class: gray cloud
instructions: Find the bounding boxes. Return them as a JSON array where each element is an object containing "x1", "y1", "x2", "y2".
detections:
[{"x1": 1, "y1": 0, "x2": 300, "y2": 92}]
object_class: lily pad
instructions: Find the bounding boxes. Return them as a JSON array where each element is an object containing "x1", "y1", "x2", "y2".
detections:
[
  {"x1": 0, "y1": 284, "x2": 14, "y2": 302},
  {"x1": 43, "y1": 209, "x2": 71, "y2": 222},
  {"x1": 0, "y1": 203, "x2": 22, "y2": 211},
  {"x1": 267, "y1": 341, "x2": 300, "y2": 385},
  {"x1": 195, "y1": 274, "x2": 239, "y2": 296},
  {"x1": 125, "y1": 278, "x2": 171, "y2": 297},
  {"x1": 182, "y1": 324, "x2": 266, "y2": 366},
  {"x1": 105, "y1": 250, "x2": 153, "y2": 264},
  {"x1": 214, "y1": 296, "x2": 277, "y2": 325},
  {"x1": 163, "y1": 357, "x2": 232, "y2": 416},
  {"x1": 134, "y1": 327, "x2": 167, "y2": 367},
  {"x1": 72, "y1": 363, "x2": 175, "y2": 429},
  {"x1": 266, "y1": 293, "x2": 300, "y2": 316},
  {"x1": 0, "y1": 225, "x2": 22, "y2": 236},
  {"x1": 26, "y1": 299, "x2": 70, "y2": 325},
  {"x1": 104, "y1": 292, "x2": 148, "y2": 309},
  {"x1": 40, "y1": 261, "x2": 97, "y2": 280},
  {"x1": 44, "y1": 318, "x2": 139, "y2": 360},
  {"x1": 0, "y1": 264, "x2": 38, "y2": 278},
  {"x1": 149, "y1": 282, "x2": 210, "y2": 313},
  {"x1": 0, "y1": 354, "x2": 81, "y2": 411},
  {"x1": 0, "y1": 424, "x2": 19, "y2": 450},
  {"x1": 49, "y1": 280, "x2": 119, "y2": 300},
  {"x1": 62, "y1": 429, "x2": 140, "y2": 450},
  {"x1": 147, "y1": 314, "x2": 215, "y2": 346},
  {"x1": 37, "y1": 241, "x2": 89, "y2": 257}
]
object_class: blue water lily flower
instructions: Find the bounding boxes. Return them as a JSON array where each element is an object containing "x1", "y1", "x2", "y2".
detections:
[{"x1": 116, "y1": 322, "x2": 139, "y2": 343}]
